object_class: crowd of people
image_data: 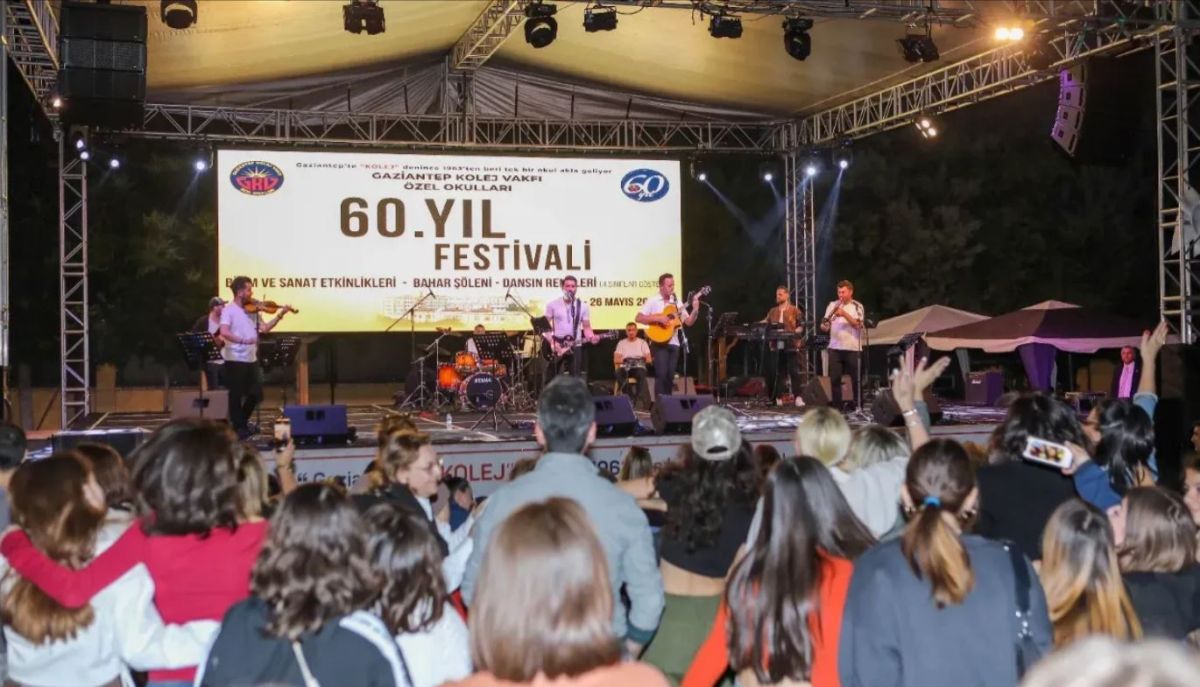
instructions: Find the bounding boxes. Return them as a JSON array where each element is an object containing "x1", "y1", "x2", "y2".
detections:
[{"x1": 0, "y1": 321, "x2": 1198, "y2": 686}]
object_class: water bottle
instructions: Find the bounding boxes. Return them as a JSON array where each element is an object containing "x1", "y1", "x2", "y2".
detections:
[{"x1": 445, "y1": 413, "x2": 453, "y2": 430}]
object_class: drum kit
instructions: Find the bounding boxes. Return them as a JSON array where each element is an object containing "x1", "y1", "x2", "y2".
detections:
[{"x1": 401, "y1": 330, "x2": 539, "y2": 417}]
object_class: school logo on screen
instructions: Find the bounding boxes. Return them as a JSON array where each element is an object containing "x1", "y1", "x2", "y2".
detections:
[
  {"x1": 620, "y1": 169, "x2": 670, "y2": 202},
  {"x1": 230, "y1": 161, "x2": 285, "y2": 196}
]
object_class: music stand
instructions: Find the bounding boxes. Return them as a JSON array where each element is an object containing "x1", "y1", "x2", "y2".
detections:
[
  {"x1": 469, "y1": 333, "x2": 517, "y2": 430},
  {"x1": 175, "y1": 332, "x2": 225, "y2": 419},
  {"x1": 259, "y1": 336, "x2": 302, "y2": 372}
]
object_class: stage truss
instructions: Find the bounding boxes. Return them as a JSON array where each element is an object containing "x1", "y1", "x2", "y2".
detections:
[{"x1": 2, "y1": 0, "x2": 1198, "y2": 426}]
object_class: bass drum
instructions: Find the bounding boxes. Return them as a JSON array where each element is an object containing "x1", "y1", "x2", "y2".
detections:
[{"x1": 462, "y1": 372, "x2": 503, "y2": 409}]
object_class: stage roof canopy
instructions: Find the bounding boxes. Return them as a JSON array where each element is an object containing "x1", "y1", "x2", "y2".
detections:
[{"x1": 124, "y1": 0, "x2": 1023, "y2": 118}]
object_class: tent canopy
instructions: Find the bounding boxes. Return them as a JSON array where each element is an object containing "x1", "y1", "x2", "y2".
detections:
[
  {"x1": 116, "y1": 0, "x2": 1012, "y2": 117},
  {"x1": 923, "y1": 301, "x2": 1148, "y2": 354},
  {"x1": 867, "y1": 304, "x2": 988, "y2": 346}
]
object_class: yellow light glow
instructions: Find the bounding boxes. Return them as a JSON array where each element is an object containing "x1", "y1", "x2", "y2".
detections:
[
  {"x1": 928, "y1": 127, "x2": 938, "y2": 137},
  {"x1": 995, "y1": 27, "x2": 1011, "y2": 40}
]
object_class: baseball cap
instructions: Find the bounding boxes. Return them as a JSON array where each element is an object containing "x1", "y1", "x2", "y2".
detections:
[
  {"x1": 690, "y1": 405, "x2": 742, "y2": 461},
  {"x1": 0, "y1": 423, "x2": 27, "y2": 470},
  {"x1": 209, "y1": 297, "x2": 226, "y2": 308}
]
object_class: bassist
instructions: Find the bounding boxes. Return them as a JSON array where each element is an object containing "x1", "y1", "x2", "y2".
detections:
[
  {"x1": 636, "y1": 273, "x2": 701, "y2": 398},
  {"x1": 543, "y1": 275, "x2": 599, "y2": 378}
]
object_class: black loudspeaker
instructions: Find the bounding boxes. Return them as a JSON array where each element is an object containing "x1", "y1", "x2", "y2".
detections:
[
  {"x1": 52, "y1": 428, "x2": 147, "y2": 457},
  {"x1": 282, "y1": 404, "x2": 355, "y2": 446},
  {"x1": 1155, "y1": 344, "x2": 1200, "y2": 487},
  {"x1": 1050, "y1": 57, "x2": 1142, "y2": 165},
  {"x1": 58, "y1": 2, "x2": 147, "y2": 128},
  {"x1": 966, "y1": 371, "x2": 1004, "y2": 406},
  {"x1": 870, "y1": 389, "x2": 943, "y2": 427},
  {"x1": 651, "y1": 394, "x2": 714, "y2": 434},
  {"x1": 168, "y1": 390, "x2": 229, "y2": 420},
  {"x1": 799, "y1": 376, "x2": 855, "y2": 407},
  {"x1": 593, "y1": 395, "x2": 638, "y2": 437}
]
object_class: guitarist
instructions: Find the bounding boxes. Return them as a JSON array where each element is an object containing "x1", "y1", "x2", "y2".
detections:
[
  {"x1": 636, "y1": 273, "x2": 701, "y2": 398},
  {"x1": 543, "y1": 275, "x2": 599, "y2": 378},
  {"x1": 191, "y1": 296, "x2": 228, "y2": 390}
]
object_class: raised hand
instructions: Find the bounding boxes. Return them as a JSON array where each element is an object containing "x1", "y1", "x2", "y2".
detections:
[{"x1": 1140, "y1": 320, "x2": 1169, "y2": 362}]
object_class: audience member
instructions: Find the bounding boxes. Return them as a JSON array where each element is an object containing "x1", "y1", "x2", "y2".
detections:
[
  {"x1": 1181, "y1": 452, "x2": 1200, "y2": 526},
  {"x1": 196, "y1": 483, "x2": 408, "y2": 686},
  {"x1": 839, "y1": 439, "x2": 1053, "y2": 687},
  {"x1": 0, "y1": 418, "x2": 267, "y2": 686},
  {"x1": 751, "y1": 444, "x2": 780, "y2": 483},
  {"x1": 507, "y1": 455, "x2": 540, "y2": 481},
  {"x1": 365, "y1": 502, "x2": 471, "y2": 687},
  {"x1": 1192, "y1": 421, "x2": 1200, "y2": 453},
  {"x1": 684, "y1": 456, "x2": 874, "y2": 687},
  {"x1": 618, "y1": 406, "x2": 759, "y2": 683},
  {"x1": 462, "y1": 376, "x2": 664, "y2": 656},
  {"x1": 793, "y1": 407, "x2": 851, "y2": 467},
  {"x1": 1112, "y1": 486, "x2": 1200, "y2": 640},
  {"x1": 1019, "y1": 637, "x2": 1200, "y2": 687},
  {"x1": 236, "y1": 447, "x2": 271, "y2": 521},
  {"x1": 619, "y1": 446, "x2": 655, "y2": 481},
  {"x1": 1038, "y1": 499, "x2": 1140, "y2": 647},
  {"x1": 1110, "y1": 345, "x2": 1141, "y2": 400},
  {"x1": 976, "y1": 393, "x2": 1084, "y2": 560},
  {"x1": 448, "y1": 498, "x2": 668, "y2": 687},
  {"x1": 1, "y1": 452, "x2": 217, "y2": 687},
  {"x1": 443, "y1": 477, "x2": 476, "y2": 532},
  {"x1": 73, "y1": 441, "x2": 136, "y2": 534},
  {"x1": 0, "y1": 423, "x2": 27, "y2": 530}
]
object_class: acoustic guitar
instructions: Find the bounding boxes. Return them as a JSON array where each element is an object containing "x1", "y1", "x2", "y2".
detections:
[{"x1": 646, "y1": 286, "x2": 711, "y2": 344}]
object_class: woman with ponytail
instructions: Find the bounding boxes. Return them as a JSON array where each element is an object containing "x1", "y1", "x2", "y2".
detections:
[{"x1": 839, "y1": 439, "x2": 1053, "y2": 687}]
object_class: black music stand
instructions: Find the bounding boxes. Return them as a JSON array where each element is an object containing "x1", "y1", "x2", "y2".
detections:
[
  {"x1": 259, "y1": 336, "x2": 302, "y2": 372},
  {"x1": 469, "y1": 333, "x2": 517, "y2": 430},
  {"x1": 175, "y1": 332, "x2": 225, "y2": 419}
]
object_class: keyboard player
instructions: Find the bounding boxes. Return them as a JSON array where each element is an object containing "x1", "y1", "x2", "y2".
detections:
[{"x1": 761, "y1": 285, "x2": 805, "y2": 406}]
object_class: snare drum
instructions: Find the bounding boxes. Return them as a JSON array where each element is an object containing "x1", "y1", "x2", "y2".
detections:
[
  {"x1": 479, "y1": 358, "x2": 508, "y2": 377},
  {"x1": 621, "y1": 358, "x2": 647, "y2": 371},
  {"x1": 462, "y1": 372, "x2": 503, "y2": 409},
  {"x1": 454, "y1": 351, "x2": 478, "y2": 374},
  {"x1": 437, "y1": 364, "x2": 462, "y2": 390}
]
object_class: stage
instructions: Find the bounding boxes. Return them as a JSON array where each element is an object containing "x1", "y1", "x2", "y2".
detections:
[{"x1": 48, "y1": 401, "x2": 1006, "y2": 497}]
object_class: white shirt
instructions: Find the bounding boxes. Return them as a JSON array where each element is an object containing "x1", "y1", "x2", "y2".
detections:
[
  {"x1": 394, "y1": 602, "x2": 472, "y2": 687},
  {"x1": 416, "y1": 497, "x2": 474, "y2": 592},
  {"x1": 830, "y1": 457, "x2": 908, "y2": 538},
  {"x1": 639, "y1": 294, "x2": 690, "y2": 346},
  {"x1": 615, "y1": 337, "x2": 651, "y2": 362},
  {"x1": 824, "y1": 300, "x2": 864, "y2": 352},
  {"x1": 0, "y1": 530, "x2": 218, "y2": 687},
  {"x1": 465, "y1": 338, "x2": 478, "y2": 356},
  {"x1": 1118, "y1": 362, "x2": 1136, "y2": 399},
  {"x1": 545, "y1": 297, "x2": 590, "y2": 340},
  {"x1": 218, "y1": 303, "x2": 259, "y2": 363}
]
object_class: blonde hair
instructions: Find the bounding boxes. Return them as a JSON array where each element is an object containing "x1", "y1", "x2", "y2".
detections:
[
  {"x1": 1119, "y1": 487, "x2": 1198, "y2": 573},
  {"x1": 470, "y1": 498, "x2": 619, "y2": 681},
  {"x1": 843, "y1": 424, "x2": 908, "y2": 471},
  {"x1": 376, "y1": 414, "x2": 431, "y2": 483},
  {"x1": 1040, "y1": 499, "x2": 1141, "y2": 647},
  {"x1": 236, "y1": 448, "x2": 269, "y2": 520},
  {"x1": 1020, "y1": 637, "x2": 1200, "y2": 687},
  {"x1": 794, "y1": 407, "x2": 851, "y2": 467}
]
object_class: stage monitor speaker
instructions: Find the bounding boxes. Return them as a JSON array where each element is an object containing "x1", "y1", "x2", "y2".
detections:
[
  {"x1": 651, "y1": 394, "x2": 714, "y2": 434},
  {"x1": 282, "y1": 404, "x2": 354, "y2": 446},
  {"x1": 800, "y1": 376, "x2": 855, "y2": 407},
  {"x1": 593, "y1": 395, "x2": 638, "y2": 437},
  {"x1": 52, "y1": 428, "x2": 147, "y2": 458},
  {"x1": 722, "y1": 376, "x2": 765, "y2": 398},
  {"x1": 1050, "y1": 57, "x2": 1142, "y2": 165},
  {"x1": 966, "y1": 371, "x2": 1004, "y2": 406},
  {"x1": 870, "y1": 389, "x2": 943, "y2": 427},
  {"x1": 58, "y1": 1, "x2": 147, "y2": 128},
  {"x1": 169, "y1": 390, "x2": 229, "y2": 421}
]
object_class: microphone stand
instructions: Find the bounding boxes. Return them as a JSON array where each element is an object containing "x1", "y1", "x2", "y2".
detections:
[
  {"x1": 675, "y1": 294, "x2": 691, "y2": 395},
  {"x1": 389, "y1": 290, "x2": 435, "y2": 410},
  {"x1": 505, "y1": 290, "x2": 542, "y2": 408},
  {"x1": 702, "y1": 302, "x2": 714, "y2": 397}
]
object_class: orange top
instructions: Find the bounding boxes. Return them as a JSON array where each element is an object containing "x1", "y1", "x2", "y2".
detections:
[
  {"x1": 681, "y1": 555, "x2": 854, "y2": 687},
  {"x1": 446, "y1": 662, "x2": 669, "y2": 687}
]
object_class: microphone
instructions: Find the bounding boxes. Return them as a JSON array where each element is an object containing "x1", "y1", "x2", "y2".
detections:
[
  {"x1": 505, "y1": 286, "x2": 511, "y2": 299},
  {"x1": 427, "y1": 287, "x2": 436, "y2": 298}
]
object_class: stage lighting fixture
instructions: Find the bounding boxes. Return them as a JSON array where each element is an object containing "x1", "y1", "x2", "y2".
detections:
[
  {"x1": 782, "y1": 17, "x2": 813, "y2": 60},
  {"x1": 898, "y1": 31, "x2": 939, "y2": 63},
  {"x1": 74, "y1": 137, "x2": 86, "y2": 150},
  {"x1": 79, "y1": 150, "x2": 91, "y2": 161},
  {"x1": 109, "y1": 157, "x2": 121, "y2": 170},
  {"x1": 525, "y1": 2, "x2": 558, "y2": 48},
  {"x1": 914, "y1": 116, "x2": 940, "y2": 139},
  {"x1": 690, "y1": 160, "x2": 709, "y2": 182},
  {"x1": 160, "y1": 0, "x2": 197, "y2": 30},
  {"x1": 343, "y1": 0, "x2": 385, "y2": 35},
  {"x1": 838, "y1": 158, "x2": 849, "y2": 170},
  {"x1": 194, "y1": 158, "x2": 208, "y2": 172},
  {"x1": 584, "y1": 6, "x2": 617, "y2": 32},
  {"x1": 697, "y1": 171, "x2": 708, "y2": 182},
  {"x1": 994, "y1": 26, "x2": 1025, "y2": 42},
  {"x1": 763, "y1": 172, "x2": 774, "y2": 182},
  {"x1": 804, "y1": 164, "x2": 818, "y2": 177},
  {"x1": 51, "y1": 95, "x2": 63, "y2": 109},
  {"x1": 709, "y1": 13, "x2": 742, "y2": 39}
]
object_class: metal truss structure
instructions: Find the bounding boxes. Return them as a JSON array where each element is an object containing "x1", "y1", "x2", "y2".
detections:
[
  {"x1": 1155, "y1": 2, "x2": 1200, "y2": 344},
  {"x1": 1, "y1": 6, "x2": 8, "y2": 383},
  {"x1": 57, "y1": 136, "x2": 89, "y2": 429},
  {"x1": 3, "y1": 0, "x2": 1199, "y2": 424}
]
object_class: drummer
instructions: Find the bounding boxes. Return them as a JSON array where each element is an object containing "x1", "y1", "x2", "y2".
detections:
[
  {"x1": 613, "y1": 322, "x2": 652, "y2": 409},
  {"x1": 465, "y1": 324, "x2": 486, "y2": 358}
]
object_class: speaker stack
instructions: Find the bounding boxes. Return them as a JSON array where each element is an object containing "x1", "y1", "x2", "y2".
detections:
[
  {"x1": 58, "y1": 1, "x2": 148, "y2": 129},
  {"x1": 651, "y1": 395, "x2": 714, "y2": 434}
]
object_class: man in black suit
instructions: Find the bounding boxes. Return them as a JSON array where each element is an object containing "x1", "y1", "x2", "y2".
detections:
[{"x1": 1110, "y1": 346, "x2": 1142, "y2": 399}]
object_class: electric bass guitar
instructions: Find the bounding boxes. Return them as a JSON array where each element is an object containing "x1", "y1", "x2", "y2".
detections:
[
  {"x1": 646, "y1": 286, "x2": 711, "y2": 344},
  {"x1": 543, "y1": 331, "x2": 620, "y2": 360}
]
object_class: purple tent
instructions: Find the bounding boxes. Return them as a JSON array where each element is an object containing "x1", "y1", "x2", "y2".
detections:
[{"x1": 924, "y1": 301, "x2": 1148, "y2": 391}]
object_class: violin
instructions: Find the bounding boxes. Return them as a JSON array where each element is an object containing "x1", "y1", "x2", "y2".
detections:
[{"x1": 243, "y1": 299, "x2": 299, "y2": 315}]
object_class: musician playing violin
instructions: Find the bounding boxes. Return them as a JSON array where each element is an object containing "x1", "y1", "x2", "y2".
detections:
[{"x1": 219, "y1": 276, "x2": 296, "y2": 439}]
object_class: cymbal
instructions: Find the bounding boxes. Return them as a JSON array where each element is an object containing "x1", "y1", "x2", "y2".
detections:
[{"x1": 434, "y1": 328, "x2": 461, "y2": 337}]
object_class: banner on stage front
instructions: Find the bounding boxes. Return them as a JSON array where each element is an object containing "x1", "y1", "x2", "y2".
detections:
[{"x1": 216, "y1": 150, "x2": 683, "y2": 332}]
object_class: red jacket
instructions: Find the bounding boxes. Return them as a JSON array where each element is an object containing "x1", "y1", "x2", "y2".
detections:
[
  {"x1": 682, "y1": 555, "x2": 853, "y2": 687},
  {"x1": 1, "y1": 519, "x2": 267, "y2": 682}
]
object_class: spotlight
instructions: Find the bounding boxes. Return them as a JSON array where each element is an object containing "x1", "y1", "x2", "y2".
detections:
[
  {"x1": 782, "y1": 17, "x2": 813, "y2": 61},
  {"x1": 194, "y1": 158, "x2": 208, "y2": 172},
  {"x1": 898, "y1": 31, "x2": 939, "y2": 63},
  {"x1": 804, "y1": 164, "x2": 818, "y2": 177},
  {"x1": 915, "y1": 115, "x2": 940, "y2": 139},
  {"x1": 109, "y1": 157, "x2": 121, "y2": 170},
  {"x1": 709, "y1": 13, "x2": 742, "y2": 39},
  {"x1": 74, "y1": 137, "x2": 86, "y2": 150},
  {"x1": 51, "y1": 95, "x2": 63, "y2": 109},
  {"x1": 697, "y1": 171, "x2": 708, "y2": 182},
  {"x1": 763, "y1": 172, "x2": 774, "y2": 182},
  {"x1": 583, "y1": 5, "x2": 617, "y2": 32},
  {"x1": 160, "y1": 0, "x2": 197, "y2": 30},
  {"x1": 994, "y1": 25, "x2": 1025, "y2": 42},
  {"x1": 343, "y1": 0, "x2": 385, "y2": 35},
  {"x1": 524, "y1": 2, "x2": 558, "y2": 48},
  {"x1": 79, "y1": 150, "x2": 91, "y2": 161},
  {"x1": 838, "y1": 158, "x2": 849, "y2": 170}
]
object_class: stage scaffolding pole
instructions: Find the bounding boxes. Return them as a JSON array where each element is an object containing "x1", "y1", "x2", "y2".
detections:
[
  {"x1": 1, "y1": 4, "x2": 9, "y2": 407},
  {"x1": 58, "y1": 134, "x2": 89, "y2": 429}
]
